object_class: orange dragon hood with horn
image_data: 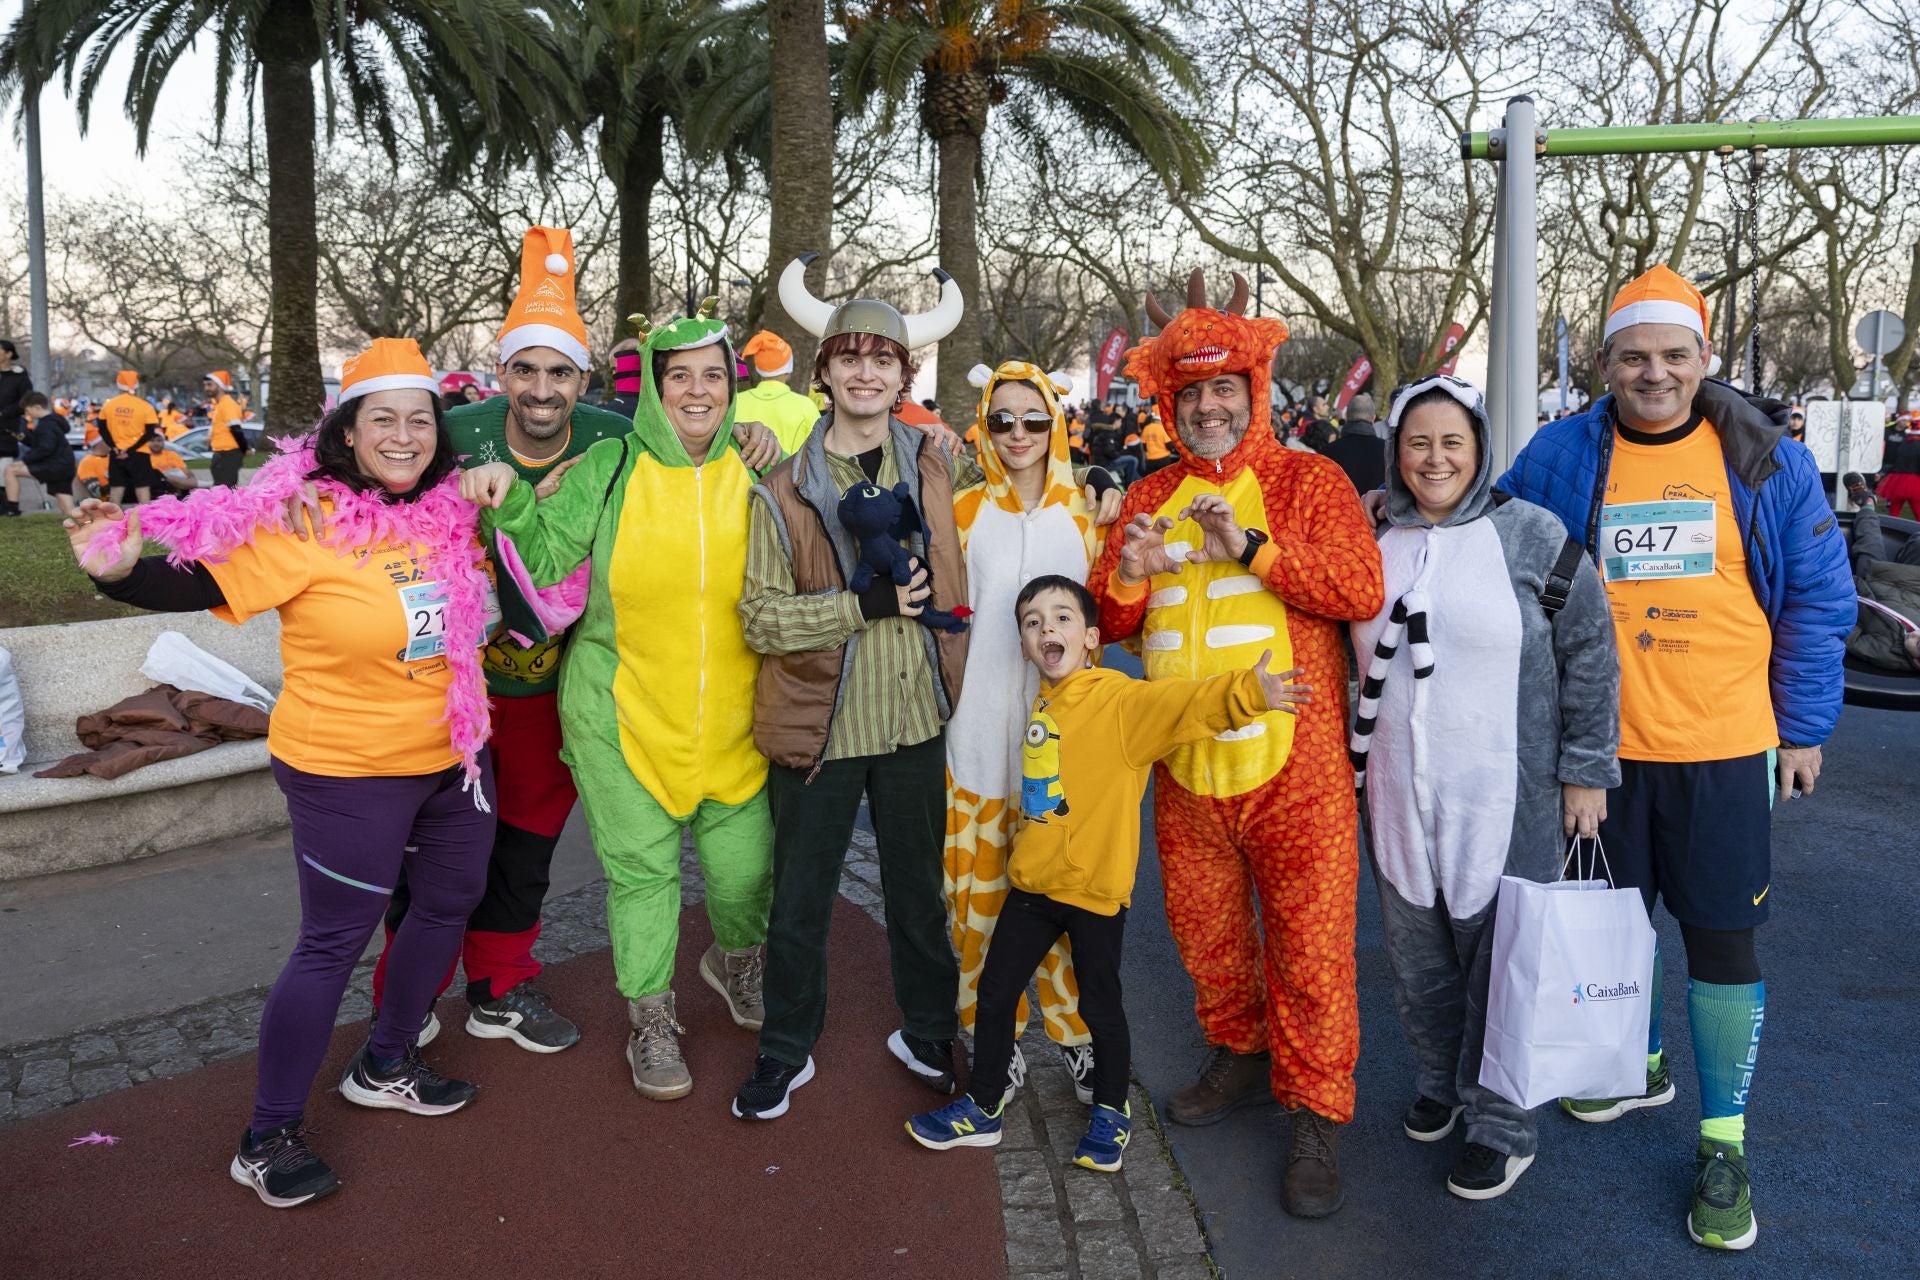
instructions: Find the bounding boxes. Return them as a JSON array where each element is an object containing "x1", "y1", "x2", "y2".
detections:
[{"x1": 1123, "y1": 269, "x2": 1289, "y2": 461}]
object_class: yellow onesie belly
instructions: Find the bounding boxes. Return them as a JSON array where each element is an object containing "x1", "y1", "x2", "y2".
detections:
[
  {"x1": 607, "y1": 453, "x2": 766, "y2": 816},
  {"x1": 1141, "y1": 468, "x2": 1295, "y2": 797}
]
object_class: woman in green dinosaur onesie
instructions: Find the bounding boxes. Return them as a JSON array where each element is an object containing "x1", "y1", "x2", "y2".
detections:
[{"x1": 462, "y1": 305, "x2": 772, "y2": 1101}]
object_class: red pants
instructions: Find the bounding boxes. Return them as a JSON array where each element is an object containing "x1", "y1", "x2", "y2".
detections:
[
  {"x1": 1155, "y1": 763, "x2": 1361, "y2": 1123},
  {"x1": 372, "y1": 692, "x2": 579, "y2": 1006}
]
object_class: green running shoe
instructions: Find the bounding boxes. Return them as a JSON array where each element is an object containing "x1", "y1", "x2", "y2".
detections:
[
  {"x1": 1559, "y1": 1058, "x2": 1675, "y2": 1123},
  {"x1": 1688, "y1": 1139, "x2": 1757, "y2": 1251}
]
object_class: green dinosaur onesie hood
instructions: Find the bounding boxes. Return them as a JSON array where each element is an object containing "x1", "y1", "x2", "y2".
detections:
[{"x1": 630, "y1": 309, "x2": 739, "y2": 467}]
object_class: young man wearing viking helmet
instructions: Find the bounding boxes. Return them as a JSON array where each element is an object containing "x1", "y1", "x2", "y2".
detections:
[
  {"x1": 728, "y1": 256, "x2": 975, "y2": 1120},
  {"x1": 1088, "y1": 271, "x2": 1384, "y2": 1217}
]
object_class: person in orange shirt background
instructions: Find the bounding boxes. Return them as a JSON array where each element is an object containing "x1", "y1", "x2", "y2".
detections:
[
  {"x1": 205, "y1": 370, "x2": 250, "y2": 487},
  {"x1": 161, "y1": 399, "x2": 189, "y2": 440},
  {"x1": 76, "y1": 440, "x2": 111, "y2": 498},
  {"x1": 99, "y1": 370, "x2": 161, "y2": 503},
  {"x1": 1139, "y1": 408, "x2": 1174, "y2": 475},
  {"x1": 144, "y1": 438, "x2": 198, "y2": 493}
]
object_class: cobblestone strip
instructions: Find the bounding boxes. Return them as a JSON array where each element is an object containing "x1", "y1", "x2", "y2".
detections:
[
  {"x1": 839, "y1": 827, "x2": 1216, "y2": 1280},
  {"x1": 5, "y1": 829, "x2": 1219, "y2": 1277}
]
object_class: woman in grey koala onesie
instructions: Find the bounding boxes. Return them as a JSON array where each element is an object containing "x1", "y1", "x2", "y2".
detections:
[{"x1": 1350, "y1": 375, "x2": 1620, "y2": 1203}]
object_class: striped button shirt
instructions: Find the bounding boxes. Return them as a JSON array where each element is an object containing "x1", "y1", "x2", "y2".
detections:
[{"x1": 741, "y1": 438, "x2": 943, "y2": 762}]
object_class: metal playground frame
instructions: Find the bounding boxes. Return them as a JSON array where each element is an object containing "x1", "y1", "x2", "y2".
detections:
[{"x1": 1462, "y1": 99, "x2": 1920, "y2": 471}]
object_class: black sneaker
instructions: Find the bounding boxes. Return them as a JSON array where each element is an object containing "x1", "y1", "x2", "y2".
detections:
[
  {"x1": 888, "y1": 1030, "x2": 957, "y2": 1093},
  {"x1": 466, "y1": 984, "x2": 580, "y2": 1054},
  {"x1": 1061, "y1": 1043, "x2": 1096, "y2": 1106},
  {"x1": 1446, "y1": 1142, "x2": 1535, "y2": 1201},
  {"x1": 338, "y1": 1044, "x2": 477, "y2": 1116},
  {"x1": 1403, "y1": 1096, "x2": 1465, "y2": 1142},
  {"x1": 731, "y1": 1053, "x2": 816, "y2": 1120},
  {"x1": 229, "y1": 1121, "x2": 340, "y2": 1209}
]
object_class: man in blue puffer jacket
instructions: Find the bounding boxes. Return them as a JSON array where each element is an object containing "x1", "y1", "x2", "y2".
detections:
[{"x1": 1496, "y1": 266, "x2": 1853, "y2": 1254}]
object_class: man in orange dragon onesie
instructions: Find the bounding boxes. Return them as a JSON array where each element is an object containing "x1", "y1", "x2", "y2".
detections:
[{"x1": 1088, "y1": 270, "x2": 1383, "y2": 1218}]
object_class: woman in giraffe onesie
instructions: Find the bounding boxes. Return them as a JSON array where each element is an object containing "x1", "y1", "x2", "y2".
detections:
[
  {"x1": 945, "y1": 360, "x2": 1108, "y2": 1104},
  {"x1": 1087, "y1": 270, "x2": 1383, "y2": 1218}
]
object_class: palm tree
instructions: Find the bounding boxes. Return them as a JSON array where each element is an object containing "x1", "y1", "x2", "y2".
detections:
[
  {"x1": 837, "y1": 0, "x2": 1208, "y2": 413},
  {"x1": 0, "y1": 0, "x2": 578, "y2": 437},
  {"x1": 571, "y1": 0, "x2": 759, "y2": 326}
]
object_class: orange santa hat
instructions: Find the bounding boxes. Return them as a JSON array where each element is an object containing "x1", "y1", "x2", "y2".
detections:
[
  {"x1": 115, "y1": 370, "x2": 138, "y2": 390},
  {"x1": 740, "y1": 330, "x2": 794, "y2": 377},
  {"x1": 1603, "y1": 265, "x2": 1710, "y2": 343},
  {"x1": 338, "y1": 337, "x2": 441, "y2": 403},
  {"x1": 497, "y1": 226, "x2": 590, "y2": 371}
]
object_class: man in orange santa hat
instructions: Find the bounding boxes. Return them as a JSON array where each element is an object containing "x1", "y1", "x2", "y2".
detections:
[{"x1": 1088, "y1": 270, "x2": 1383, "y2": 1217}]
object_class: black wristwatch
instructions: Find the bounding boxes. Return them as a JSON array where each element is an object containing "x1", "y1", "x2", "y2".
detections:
[{"x1": 1237, "y1": 528, "x2": 1269, "y2": 567}]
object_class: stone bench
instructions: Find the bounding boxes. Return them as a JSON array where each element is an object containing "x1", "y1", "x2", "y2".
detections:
[{"x1": 0, "y1": 612, "x2": 287, "y2": 881}]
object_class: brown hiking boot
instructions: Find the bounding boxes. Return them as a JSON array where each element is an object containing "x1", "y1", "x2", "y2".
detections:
[
  {"x1": 700, "y1": 942, "x2": 766, "y2": 1031},
  {"x1": 626, "y1": 992, "x2": 692, "y2": 1100},
  {"x1": 1164, "y1": 1045, "x2": 1272, "y2": 1126},
  {"x1": 1283, "y1": 1108, "x2": 1345, "y2": 1218}
]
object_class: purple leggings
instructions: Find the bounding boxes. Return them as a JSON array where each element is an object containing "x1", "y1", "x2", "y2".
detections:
[{"x1": 252, "y1": 757, "x2": 494, "y2": 1133}]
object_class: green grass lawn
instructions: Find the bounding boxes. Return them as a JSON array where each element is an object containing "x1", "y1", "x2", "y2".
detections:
[{"x1": 0, "y1": 514, "x2": 155, "y2": 629}]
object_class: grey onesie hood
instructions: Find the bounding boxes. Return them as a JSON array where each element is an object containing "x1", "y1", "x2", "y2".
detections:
[{"x1": 1382, "y1": 376, "x2": 1499, "y2": 530}]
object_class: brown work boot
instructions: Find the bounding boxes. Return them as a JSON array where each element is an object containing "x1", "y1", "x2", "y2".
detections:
[
  {"x1": 1283, "y1": 1108, "x2": 1345, "y2": 1218},
  {"x1": 1164, "y1": 1044, "x2": 1272, "y2": 1126}
]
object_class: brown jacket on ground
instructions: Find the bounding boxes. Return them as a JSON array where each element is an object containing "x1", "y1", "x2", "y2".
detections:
[{"x1": 34, "y1": 685, "x2": 270, "y2": 780}]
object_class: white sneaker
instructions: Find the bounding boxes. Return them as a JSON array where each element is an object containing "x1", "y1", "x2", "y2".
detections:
[{"x1": 1061, "y1": 1043, "x2": 1096, "y2": 1105}]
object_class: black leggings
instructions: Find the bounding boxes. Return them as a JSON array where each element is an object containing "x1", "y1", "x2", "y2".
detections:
[
  {"x1": 1681, "y1": 923, "x2": 1761, "y2": 986},
  {"x1": 970, "y1": 888, "x2": 1129, "y2": 1110}
]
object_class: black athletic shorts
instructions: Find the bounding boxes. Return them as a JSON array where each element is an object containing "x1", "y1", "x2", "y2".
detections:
[
  {"x1": 1598, "y1": 752, "x2": 1774, "y2": 931},
  {"x1": 107, "y1": 450, "x2": 158, "y2": 490},
  {"x1": 27, "y1": 463, "x2": 75, "y2": 493}
]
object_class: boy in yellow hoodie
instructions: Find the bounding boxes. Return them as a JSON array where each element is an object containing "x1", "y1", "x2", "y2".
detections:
[{"x1": 907, "y1": 574, "x2": 1310, "y2": 1170}]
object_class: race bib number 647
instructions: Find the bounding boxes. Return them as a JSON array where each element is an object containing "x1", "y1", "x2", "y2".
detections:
[{"x1": 1599, "y1": 500, "x2": 1716, "y2": 581}]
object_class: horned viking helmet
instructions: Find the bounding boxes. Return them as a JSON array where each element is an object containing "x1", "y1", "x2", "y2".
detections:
[{"x1": 777, "y1": 253, "x2": 965, "y2": 349}]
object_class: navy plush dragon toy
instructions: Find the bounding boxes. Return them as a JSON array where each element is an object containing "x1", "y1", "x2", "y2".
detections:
[{"x1": 837, "y1": 480, "x2": 973, "y2": 633}]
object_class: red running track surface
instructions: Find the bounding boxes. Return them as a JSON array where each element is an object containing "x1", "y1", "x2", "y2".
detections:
[{"x1": 0, "y1": 898, "x2": 1006, "y2": 1279}]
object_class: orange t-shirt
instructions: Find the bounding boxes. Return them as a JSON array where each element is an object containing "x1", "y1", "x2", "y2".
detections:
[
  {"x1": 77, "y1": 455, "x2": 109, "y2": 485},
  {"x1": 209, "y1": 396, "x2": 246, "y2": 451},
  {"x1": 1141, "y1": 419, "x2": 1172, "y2": 460},
  {"x1": 1600, "y1": 419, "x2": 1776, "y2": 762},
  {"x1": 149, "y1": 449, "x2": 187, "y2": 473},
  {"x1": 100, "y1": 393, "x2": 159, "y2": 451},
  {"x1": 205, "y1": 519, "x2": 493, "y2": 777},
  {"x1": 162, "y1": 410, "x2": 188, "y2": 440}
]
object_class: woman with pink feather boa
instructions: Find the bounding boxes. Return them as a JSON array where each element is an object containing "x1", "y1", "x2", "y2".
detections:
[{"x1": 62, "y1": 339, "x2": 504, "y2": 1211}]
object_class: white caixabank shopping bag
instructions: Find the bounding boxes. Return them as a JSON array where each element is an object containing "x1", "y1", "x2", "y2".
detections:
[{"x1": 1479, "y1": 838, "x2": 1657, "y2": 1110}]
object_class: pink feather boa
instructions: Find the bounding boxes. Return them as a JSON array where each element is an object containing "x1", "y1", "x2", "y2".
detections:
[{"x1": 81, "y1": 436, "x2": 494, "y2": 809}]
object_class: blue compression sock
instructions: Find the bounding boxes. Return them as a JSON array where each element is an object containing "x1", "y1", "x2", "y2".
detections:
[{"x1": 1689, "y1": 978, "x2": 1765, "y2": 1151}]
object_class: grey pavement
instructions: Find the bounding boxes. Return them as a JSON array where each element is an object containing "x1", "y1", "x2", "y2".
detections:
[
  {"x1": 1121, "y1": 666, "x2": 1920, "y2": 1278},
  {"x1": 2, "y1": 809, "x2": 1213, "y2": 1278}
]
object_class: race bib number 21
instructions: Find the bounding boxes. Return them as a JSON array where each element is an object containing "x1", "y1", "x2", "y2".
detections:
[
  {"x1": 399, "y1": 580, "x2": 505, "y2": 662},
  {"x1": 1599, "y1": 500, "x2": 1716, "y2": 582}
]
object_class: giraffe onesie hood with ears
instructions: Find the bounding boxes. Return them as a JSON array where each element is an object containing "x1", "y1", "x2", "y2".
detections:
[{"x1": 1088, "y1": 271, "x2": 1384, "y2": 1121}]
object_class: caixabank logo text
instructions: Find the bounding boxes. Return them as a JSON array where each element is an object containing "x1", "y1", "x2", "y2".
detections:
[{"x1": 1572, "y1": 979, "x2": 1643, "y2": 1005}]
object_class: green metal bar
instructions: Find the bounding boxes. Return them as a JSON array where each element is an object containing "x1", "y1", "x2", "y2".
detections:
[{"x1": 1462, "y1": 115, "x2": 1920, "y2": 161}]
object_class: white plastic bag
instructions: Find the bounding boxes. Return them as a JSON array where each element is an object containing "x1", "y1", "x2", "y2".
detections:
[
  {"x1": 1479, "y1": 837, "x2": 1656, "y2": 1109},
  {"x1": 139, "y1": 631, "x2": 276, "y2": 712},
  {"x1": 0, "y1": 646, "x2": 25, "y2": 774}
]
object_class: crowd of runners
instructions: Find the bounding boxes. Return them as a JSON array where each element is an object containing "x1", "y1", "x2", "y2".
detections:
[{"x1": 27, "y1": 225, "x2": 1875, "y2": 1257}]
